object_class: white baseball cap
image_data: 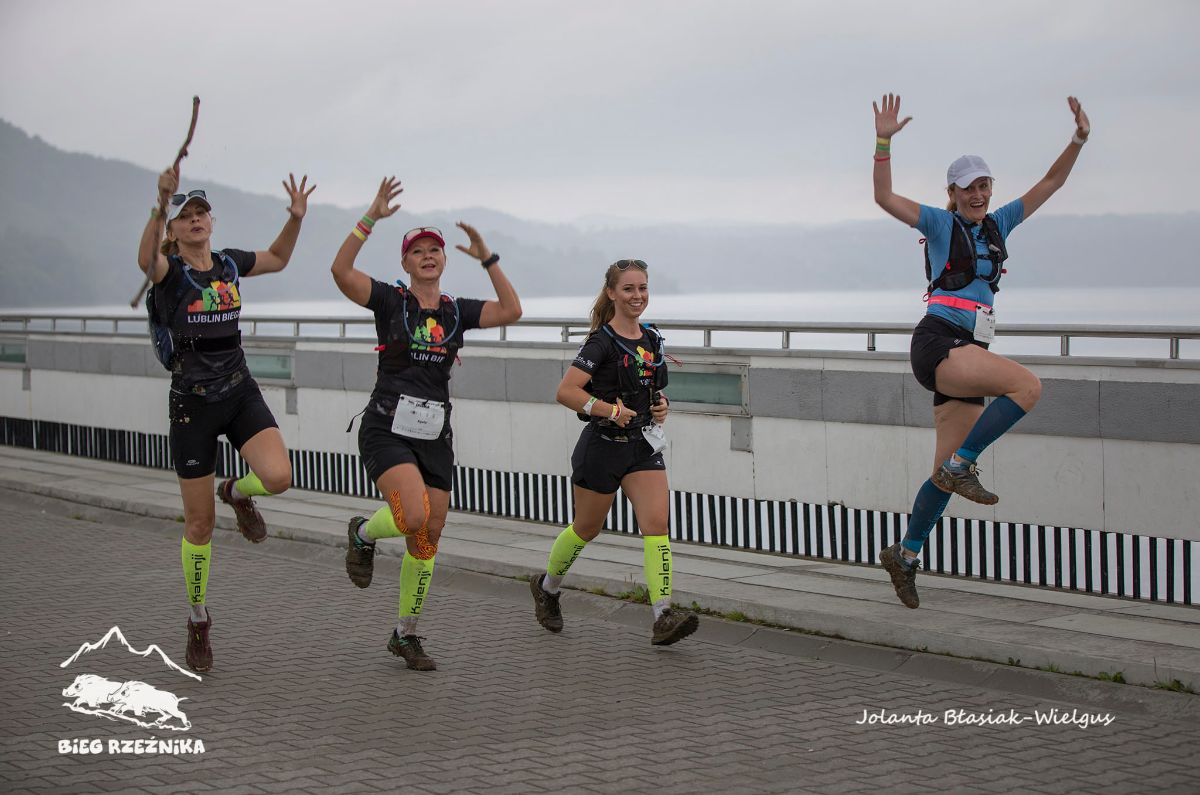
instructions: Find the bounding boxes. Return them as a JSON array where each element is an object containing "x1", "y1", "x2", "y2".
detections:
[
  {"x1": 946, "y1": 155, "x2": 992, "y2": 188},
  {"x1": 165, "y1": 189, "x2": 212, "y2": 221}
]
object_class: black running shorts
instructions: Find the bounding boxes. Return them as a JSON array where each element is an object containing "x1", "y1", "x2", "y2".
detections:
[
  {"x1": 909, "y1": 315, "x2": 987, "y2": 407},
  {"x1": 571, "y1": 424, "x2": 666, "y2": 495},
  {"x1": 169, "y1": 379, "x2": 279, "y2": 479},
  {"x1": 358, "y1": 410, "x2": 455, "y2": 492}
]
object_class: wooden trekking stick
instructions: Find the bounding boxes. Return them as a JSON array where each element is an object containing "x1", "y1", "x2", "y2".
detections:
[{"x1": 130, "y1": 96, "x2": 201, "y2": 308}]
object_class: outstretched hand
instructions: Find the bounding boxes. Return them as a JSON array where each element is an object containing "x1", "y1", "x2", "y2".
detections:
[
  {"x1": 366, "y1": 177, "x2": 404, "y2": 222},
  {"x1": 157, "y1": 166, "x2": 180, "y2": 202},
  {"x1": 1068, "y1": 96, "x2": 1090, "y2": 140},
  {"x1": 283, "y1": 173, "x2": 317, "y2": 219},
  {"x1": 873, "y1": 93, "x2": 912, "y2": 140},
  {"x1": 454, "y1": 221, "x2": 492, "y2": 262}
]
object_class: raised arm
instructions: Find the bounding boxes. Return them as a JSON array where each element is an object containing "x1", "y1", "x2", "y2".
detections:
[
  {"x1": 331, "y1": 177, "x2": 403, "y2": 307},
  {"x1": 1019, "y1": 96, "x2": 1090, "y2": 221},
  {"x1": 455, "y1": 222, "x2": 522, "y2": 328},
  {"x1": 872, "y1": 93, "x2": 921, "y2": 228},
  {"x1": 136, "y1": 166, "x2": 178, "y2": 283},
  {"x1": 249, "y1": 173, "x2": 316, "y2": 276}
]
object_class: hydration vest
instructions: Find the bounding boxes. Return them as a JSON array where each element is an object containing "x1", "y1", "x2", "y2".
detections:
[
  {"x1": 924, "y1": 213, "x2": 1008, "y2": 294},
  {"x1": 577, "y1": 323, "x2": 669, "y2": 425},
  {"x1": 146, "y1": 252, "x2": 241, "y2": 371},
  {"x1": 375, "y1": 281, "x2": 462, "y2": 371}
]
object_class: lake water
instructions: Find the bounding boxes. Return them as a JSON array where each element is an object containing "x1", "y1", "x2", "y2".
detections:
[{"x1": 18, "y1": 287, "x2": 1200, "y2": 359}]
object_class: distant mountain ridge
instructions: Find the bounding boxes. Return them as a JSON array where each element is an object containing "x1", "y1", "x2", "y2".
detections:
[{"x1": 1, "y1": 118, "x2": 1196, "y2": 309}]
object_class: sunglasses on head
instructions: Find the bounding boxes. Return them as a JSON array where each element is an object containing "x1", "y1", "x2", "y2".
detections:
[
  {"x1": 170, "y1": 189, "x2": 207, "y2": 207},
  {"x1": 403, "y1": 226, "x2": 444, "y2": 244},
  {"x1": 614, "y1": 259, "x2": 648, "y2": 271}
]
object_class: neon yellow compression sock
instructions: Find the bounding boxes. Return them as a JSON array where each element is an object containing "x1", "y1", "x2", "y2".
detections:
[
  {"x1": 364, "y1": 504, "x2": 404, "y2": 541},
  {"x1": 543, "y1": 524, "x2": 588, "y2": 593},
  {"x1": 397, "y1": 552, "x2": 436, "y2": 636},
  {"x1": 233, "y1": 471, "x2": 271, "y2": 498},
  {"x1": 643, "y1": 535, "x2": 672, "y2": 616},
  {"x1": 181, "y1": 538, "x2": 211, "y2": 622}
]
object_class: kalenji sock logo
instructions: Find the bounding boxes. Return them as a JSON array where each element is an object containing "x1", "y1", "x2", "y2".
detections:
[{"x1": 57, "y1": 626, "x2": 206, "y2": 755}]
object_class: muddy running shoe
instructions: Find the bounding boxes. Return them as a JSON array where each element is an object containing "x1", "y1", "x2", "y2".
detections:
[
  {"x1": 186, "y1": 613, "x2": 213, "y2": 673},
  {"x1": 651, "y1": 608, "x2": 699, "y2": 646},
  {"x1": 388, "y1": 631, "x2": 437, "y2": 671},
  {"x1": 529, "y1": 574, "x2": 563, "y2": 633},
  {"x1": 931, "y1": 460, "x2": 998, "y2": 505},
  {"x1": 879, "y1": 543, "x2": 920, "y2": 609},
  {"x1": 217, "y1": 479, "x2": 267, "y2": 542},
  {"x1": 345, "y1": 516, "x2": 375, "y2": 589}
]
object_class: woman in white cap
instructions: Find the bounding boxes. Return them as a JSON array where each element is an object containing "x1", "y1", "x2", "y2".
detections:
[
  {"x1": 333, "y1": 177, "x2": 522, "y2": 671},
  {"x1": 136, "y1": 165, "x2": 315, "y2": 671},
  {"x1": 869, "y1": 93, "x2": 1090, "y2": 609}
]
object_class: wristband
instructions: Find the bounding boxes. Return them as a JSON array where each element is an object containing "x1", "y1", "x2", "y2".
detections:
[
  {"x1": 150, "y1": 206, "x2": 162, "y2": 218},
  {"x1": 1071, "y1": 131, "x2": 1088, "y2": 145},
  {"x1": 873, "y1": 155, "x2": 891, "y2": 162},
  {"x1": 351, "y1": 227, "x2": 368, "y2": 242},
  {"x1": 360, "y1": 215, "x2": 376, "y2": 229},
  {"x1": 481, "y1": 253, "x2": 500, "y2": 269},
  {"x1": 876, "y1": 136, "x2": 891, "y2": 146},
  {"x1": 581, "y1": 396, "x2": 599, "y2": 415},
  {"x1": 610, "y1": 402, "x2": 620, "y2": 420}
]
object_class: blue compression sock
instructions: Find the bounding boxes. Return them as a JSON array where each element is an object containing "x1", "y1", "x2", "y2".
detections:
[
  {"x1": 954, "y1": 395, "x2": 1026, "y2": 463},
  {"x1": 902, "y1": 479, "x2": 953, "y2": 555}
]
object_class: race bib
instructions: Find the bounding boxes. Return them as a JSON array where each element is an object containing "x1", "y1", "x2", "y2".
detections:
[
  {"x1": 974, "y1": 305, "x2": 997, "y2": 344},
  {"x1": 390, "y1": 395, "x2": 446, "y2": 440},
  {"x1": 641, "y1": 422, "x2": 668, "y2": 454}
]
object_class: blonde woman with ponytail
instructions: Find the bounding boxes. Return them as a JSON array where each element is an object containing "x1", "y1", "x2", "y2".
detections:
[
  {"x1": 136, "y1": 163, "x2": 315, "y2": 672},
  {"x1": 528, "y1": 259, "x2": 699, "y2": 647},
  {"x1": 871, "y1": 92, "x2": 1091, "y2": 610}
]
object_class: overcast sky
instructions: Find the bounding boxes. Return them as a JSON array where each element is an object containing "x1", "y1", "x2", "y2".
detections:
[{"x1": 2, "y1": 0, "x2": 1197, "y2": 225}]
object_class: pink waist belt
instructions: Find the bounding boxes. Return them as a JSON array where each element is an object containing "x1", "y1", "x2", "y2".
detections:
[{"x1": 927, "y1": 295, "x2": 992, "y2": 311}]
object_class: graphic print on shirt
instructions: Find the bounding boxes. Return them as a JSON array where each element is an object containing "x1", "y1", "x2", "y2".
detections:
[
  {"x1": 635, "y1": 345, "x2": 655, "y2": 379},
  {"x1": 185, "y1": 280, "x2": 241, "y2": 324},
  {"x1": 412, "y1": 315, "x2": 447, "y2": 355}
]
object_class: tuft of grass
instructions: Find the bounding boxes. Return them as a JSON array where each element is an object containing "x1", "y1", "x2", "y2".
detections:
[
  {"x1": 616, "y1": 585, "x2": 650, "y2": 604},
  {"x1": 725, "y1": 610, "x2": 749, "y2": 623},
  {"x1": 174, "y1": 515, "x2": 185, "y2": 523},
  {"x1": 1039, "y1": 663, "x2": 1063, "y2": 674},
  {"x1": 1007, "y1": 657, "x2": 1022, "y2": 667},
  {"x1": 1097, "y1": 671, "x2": 1127, "y2": 684},
  {"x1": 1153, "y1": 679, "x2": 1196, "y2": 694}
]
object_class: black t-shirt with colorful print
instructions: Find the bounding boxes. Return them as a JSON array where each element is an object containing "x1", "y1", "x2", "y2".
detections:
[
  {"x1": 571, "y1": 324, "x2": 665, "y2": 424},
  {"x1": 366, "y1": 278, "x2": 485, "y2": 415},
  {"x1": 157, "y1": 248, "x2": 256, "y2": 400}
]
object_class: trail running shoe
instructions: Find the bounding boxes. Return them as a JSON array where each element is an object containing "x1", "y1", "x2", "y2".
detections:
[
  {"x1": 217, "y1": 479, "x2": 267, "y2": 542},
  {"x1": 388, "y1": 631, "x2": 436, "y2": 671},
  {"x1": 931, "y1": 461, "x2": 999, "y2": 505},
  {"x1": 186, "y1": 613, "x2": 213, "y2": 673},
  {"x1": 529, "y1": 574, "x2": 563, "y2": 633},
  {"x1": 879, "y1": 543, "x2": 920, "y2": 609},
  {"x1": 651, "y1": 608, "x2": 699, "y2": 646},
  {"x1": 345, "y1": 516, "x2": 375, "y2": 589}
]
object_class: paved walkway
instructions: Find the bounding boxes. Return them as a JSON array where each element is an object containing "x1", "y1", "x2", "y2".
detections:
[{"x1": 1, "y1": 447, "x2": 1198, "y2": 792}]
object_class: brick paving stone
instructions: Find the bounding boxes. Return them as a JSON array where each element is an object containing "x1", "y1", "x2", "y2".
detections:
[{"x1": 3, "y1": 492, "x2": 1199, "y2": 795}]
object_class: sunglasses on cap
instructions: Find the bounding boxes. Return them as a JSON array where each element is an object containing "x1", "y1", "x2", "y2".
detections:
[
  {"x1": 403, "y1": 226, "x2": 444, "y2": 244},
  {"x1": 614, "y1": 259, "x2": 648, "y2": 271},
  {"x1": 170, "y1": 189, "x2": 207, "y2": 207}
]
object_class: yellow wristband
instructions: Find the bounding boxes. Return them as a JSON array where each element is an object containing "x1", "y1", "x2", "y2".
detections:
[
  {"x1": 876, "y1": 136, "x2": 891, "y2": 146},
  {"x1": 610, "y1": 402, "x2": 620, "y2": 420},
  {"x1": 351, "y1": 228, "x2": 368, "y2": 242}
]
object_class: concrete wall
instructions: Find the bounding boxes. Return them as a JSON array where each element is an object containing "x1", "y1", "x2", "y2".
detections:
[{"x1": 3, "y1": 333, "x2": 1199, "y2": 542}]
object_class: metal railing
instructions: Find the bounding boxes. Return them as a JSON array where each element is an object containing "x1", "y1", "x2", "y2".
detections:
[{"x1": 1, "y1": 313, "x2": 1198, "y2": 359}]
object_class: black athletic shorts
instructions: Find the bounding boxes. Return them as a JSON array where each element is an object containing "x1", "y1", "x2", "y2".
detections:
[
  {"x1": 169, "y1": 379, "x2": 279, "y2": 479},
  {"x1": 571, "y1": 424, "x2": 666, "y2": 495},
  {"x1": 909, "y1": 315, "x2": 987, "y2": 407},
  {"x1": 358, "y1": 409, "x2": 455, "y2": 492}
]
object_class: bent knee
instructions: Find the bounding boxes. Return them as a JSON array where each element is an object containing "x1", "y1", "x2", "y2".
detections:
[
  {"x1": 1017, "y1": 373, "x2": 1042, "y2": 408},
  {"x1": 261, "y1": 464, "x2": 292, "y2": 495}
]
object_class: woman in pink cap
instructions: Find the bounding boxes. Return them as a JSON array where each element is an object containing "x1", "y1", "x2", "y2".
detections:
[
  {"x1": 331, "y1": 177, "x2": 522, "y2": 670},
  {"x1": 870, "y1": 94, "x2": 1091, "y2": 609}
]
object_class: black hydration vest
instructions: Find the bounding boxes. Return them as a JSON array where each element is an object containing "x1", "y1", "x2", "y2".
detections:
[
  {"x1": 577, "y1": 323, "x2": 669, "y2": 427},
  {"x1": 146, "y1": 252, "x2": 241, "y2": 370},
  {"x1": 924, "y1": 213, "x2": 1008, "y2": 294},
  {"x1": 376, "y1": 282, "x2": 463, "y2": 372}
]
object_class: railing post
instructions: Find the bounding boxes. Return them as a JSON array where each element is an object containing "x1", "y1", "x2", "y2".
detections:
[
  {"x1": 867, "y1": 332, "x2": 876, "y2": 352},
  {"x1": 703, "y1": 329, "x2": 712, "y2": 348},
  {"x1": 561, "y1": 325, "x2": 569, "y2": 343},
  {"x1": 1060, "y1": 335, "x2": 1070, "y2": 356},
  {"x1": 1170, "y1": 337, "x2": 1180, "y2": 360},
  {"x1": 293, "y1": 321, "x2": 300, "y2": 337},
  {"x1": 499, "y1": 326, "x2": 507, "y2": 341},
  {"x1": 782, "y1": 330, "x2": 790, "y2": 350},
  {"x1": 339, "y1": 322, "x2": 346, "y2": 338}
]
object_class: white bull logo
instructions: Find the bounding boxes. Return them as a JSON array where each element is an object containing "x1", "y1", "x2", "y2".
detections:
[
  {"x1": 110, "y1": 681, "x2": 191, "y2": 730},
  {"x1": 62, "y1": 674, "x2": 122, "y2": 709}
]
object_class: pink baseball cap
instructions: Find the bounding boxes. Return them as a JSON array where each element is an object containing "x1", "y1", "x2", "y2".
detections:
[{"x1": 401, "y1": 226, "x2": 445, "y2": 255}]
